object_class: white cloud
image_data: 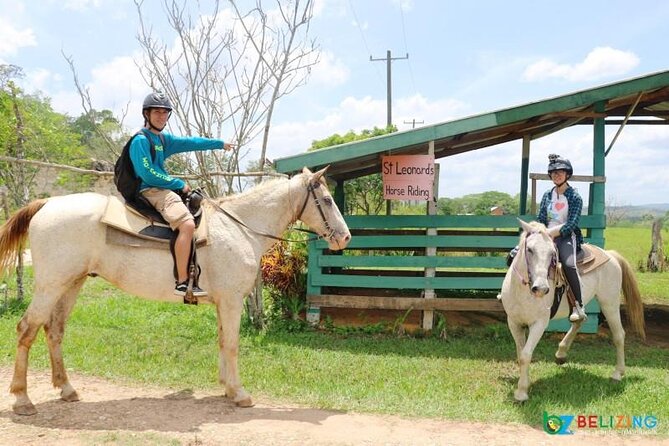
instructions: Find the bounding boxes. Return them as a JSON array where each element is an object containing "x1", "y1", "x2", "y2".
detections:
[
  {"x1": 0, "y1": 17, "x2": 36, "y2": 56},
  {"x1": 522, "y1": 46, "x2": 639, "y2": 82},
  {"x1": 392, "y1": 0, "x2": 415, "y2": 12},
  {"x1": 50, "y1": 55, "x2": 146, "y2": 125},
  {"x1": 61, "y1": 0, "x2": 102, "y2": 11},
  {"x1": 395, "y1": 94, "x2": 469, "y2": 129},
  {"x1": 310, "y1": 50, "x2": 350, "y2": 86}
]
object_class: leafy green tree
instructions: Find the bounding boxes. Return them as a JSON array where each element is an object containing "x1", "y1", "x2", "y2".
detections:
[
  {"x1": 438, "y1": 191, "x2": 518, "y2": 215},
  {"x1": 70, "y1": 109, "x2": 125, "y2": 163},
  {"x1": 309, "y1": 125, "x2": 396, "y2": 215},
  {"x1": 0, "y1": 65, "x2": 88, "y2": 207}
]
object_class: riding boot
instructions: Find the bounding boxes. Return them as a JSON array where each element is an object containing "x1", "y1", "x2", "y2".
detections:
[
  {"x1": 569, "y1": 301, "x2": 587, "y2": 322},
  {"x1": 564, "y1": 263, "x2": 586, "y2": 322}
]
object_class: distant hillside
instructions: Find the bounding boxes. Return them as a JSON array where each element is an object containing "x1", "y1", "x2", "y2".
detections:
[{"x1": 606, "y1": 203, "x2": 669, "y2": 220}]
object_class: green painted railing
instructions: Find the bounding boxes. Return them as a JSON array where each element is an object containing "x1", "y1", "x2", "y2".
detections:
[{"x1": 306, "y1": 213, "x2": 605, "y2": 332}]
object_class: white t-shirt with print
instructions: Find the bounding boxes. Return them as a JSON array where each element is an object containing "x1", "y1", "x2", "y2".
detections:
[{"x1": 546, "y1": 189, "x2": 569, "y2": 228}]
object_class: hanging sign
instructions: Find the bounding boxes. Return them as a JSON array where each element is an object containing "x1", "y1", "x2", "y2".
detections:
[{"x1": 382, "y1": 155, "x2": 435, "y2": 201}]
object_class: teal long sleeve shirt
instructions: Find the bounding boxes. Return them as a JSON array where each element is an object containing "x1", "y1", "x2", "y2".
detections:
[{"x1": 129, "y1": 130, "x2": 224, "y2": 192}]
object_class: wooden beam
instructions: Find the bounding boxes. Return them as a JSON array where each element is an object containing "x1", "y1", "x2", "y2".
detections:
[{"x1": 307, "y1": 295, "x2": 505, "y2": 311}]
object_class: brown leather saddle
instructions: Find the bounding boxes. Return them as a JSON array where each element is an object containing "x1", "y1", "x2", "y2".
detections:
[
  {"x1": 101, "y1": 195, "x2": 208, "y2": 304},
  {"x1": 550, "y1": 244, "x2": 611, "y2": 319}
]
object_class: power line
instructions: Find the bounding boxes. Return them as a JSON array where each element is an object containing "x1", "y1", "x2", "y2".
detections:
[
  {"x1": 398, "y1": 1, "x2": 418, "y2": 95},
  {"x1": 370, "y1": 50, "x2": 409, "y2": 127},
  {"x1": 347, "y1": 0, "x2": 382, "y2": 80}
]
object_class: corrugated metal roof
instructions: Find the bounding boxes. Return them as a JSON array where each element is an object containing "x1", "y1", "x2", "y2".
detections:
[{"x1": 274, "y1": 70, "x2": 669, "y2": 181}]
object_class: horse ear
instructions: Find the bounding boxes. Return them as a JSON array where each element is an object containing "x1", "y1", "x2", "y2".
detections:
[
  {"x1": 312, "y1": 165, "x2": 330, "y2": 183},
  {"x1": 518, "y1": 218, "x2": 533, "y2": 234},
  {"x1": 302, "y1": 166, "x2": 313, "y2": 175},
  {"x1": 548, "y1": 224, "x2": 563, "y2": 239}
]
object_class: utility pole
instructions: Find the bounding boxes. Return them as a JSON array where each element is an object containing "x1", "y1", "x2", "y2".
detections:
[
  {"x1": 370, "y1": 50, "x2": 408, "y2": 127},
  {"x1": 403, "y1": 118, "x2": 424, "y2": 129}
]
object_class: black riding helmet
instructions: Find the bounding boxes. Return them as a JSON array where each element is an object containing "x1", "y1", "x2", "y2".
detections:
[
  {"x1": 142, "y1": 92, "x2": 172, "y2": 131},
  {"x1": 547, "y1": 153, "x2": 573, "y2": 177},
  {"x1": 142, "y1": 92, "x2": 173, "y2": 111}
]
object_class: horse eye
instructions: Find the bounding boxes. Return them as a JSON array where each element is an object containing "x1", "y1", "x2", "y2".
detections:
[
  {"x1": 527, "y1": 248, "x2": 533, "y2": 255},
  {"x1": 323, "y1": 196, "x2": 333, "y2": 206}
]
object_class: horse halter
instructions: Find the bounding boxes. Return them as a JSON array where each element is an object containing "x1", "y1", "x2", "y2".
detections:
[
  {"x1": 295, "y1": 180, "x2": 336, "y2": 241},
  {"x1": 512, "y1": 231, "x2": 558, "y2": 288}
]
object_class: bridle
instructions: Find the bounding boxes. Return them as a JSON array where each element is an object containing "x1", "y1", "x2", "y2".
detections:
[
  {"x1": 204, "y1": 178, "x2": 336, "y2": 244},
  {"x1": 294, "y1": 180, "x2": 336, "y2": 241},
  {"x1": 512, "y1": 231, "x2": 558, "y2": 288}
]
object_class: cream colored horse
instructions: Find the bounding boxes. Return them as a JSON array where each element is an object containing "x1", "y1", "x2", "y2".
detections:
[
  {"x1": 499, "y1": 220, "x2": 645, "y2": 402},
  {"x1": 0, "y1": 167, "x2": 351, "y2": 415}
]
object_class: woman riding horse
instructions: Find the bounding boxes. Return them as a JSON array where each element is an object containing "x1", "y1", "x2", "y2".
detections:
[{"x1": 537, "y1": 154, "x2": 586, "y2": 322}]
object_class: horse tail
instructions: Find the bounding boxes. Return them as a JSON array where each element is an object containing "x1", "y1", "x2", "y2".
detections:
[
  {"x1": 0, "y1": 198, "x2": 48, "y2": 278},
  {"x1": 608, "y1": 250, "x2": 646, "y2": 340}
]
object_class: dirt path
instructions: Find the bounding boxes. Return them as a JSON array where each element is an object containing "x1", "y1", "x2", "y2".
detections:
[{"x1": 1, "y1": 368, "x2": 666, "y2": 446}]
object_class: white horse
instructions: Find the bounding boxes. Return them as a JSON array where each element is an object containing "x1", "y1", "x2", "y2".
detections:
[
  {"x1": 0, "y1": 167, "x2": 351, "y2": 415},
  {"x1": 500, "y1": 220, "x2": 645, "y2": 402}
]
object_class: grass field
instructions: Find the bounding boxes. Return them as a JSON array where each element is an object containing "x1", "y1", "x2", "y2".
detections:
[{"x1": 604, "y1": 226, "x2": 669, "y2": 304}]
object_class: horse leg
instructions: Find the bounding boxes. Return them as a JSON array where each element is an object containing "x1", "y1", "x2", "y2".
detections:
[
  {"x1": 216, "y1": 297, "x2": 253, "y2": 407},
  {"x1": 10, "y1": 312, "x2": 43, "y2": 415},
  {"x1": 554, "y1": 319, "x2": 584, "y2": 365},
  {"x1": 507, "y1": 319, "x2": 526, "y2": 362},
  {"x1": 598, "y1": 298, "x2": 626, "y2": 381},
  {"x1": 44, "y1": 279, "x2": 85, "y2": 402},
  {"x1": 514, "y1": 319, "x2": 548, "y2": 402}
]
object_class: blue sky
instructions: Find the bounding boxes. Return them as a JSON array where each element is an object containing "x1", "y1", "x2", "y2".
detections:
[{"x1": 2, "y1": 0, "x2": 668, "y2": 205}]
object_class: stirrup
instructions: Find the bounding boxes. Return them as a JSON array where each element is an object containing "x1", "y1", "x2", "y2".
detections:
[{"x1": 569, "y1": 304, "x2": 587, "y2": 322}]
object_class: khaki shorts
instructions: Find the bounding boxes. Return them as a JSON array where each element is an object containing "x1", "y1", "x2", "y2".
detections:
[{"x1": 141, "y1": 188, "x2": 193, "y2": 230}]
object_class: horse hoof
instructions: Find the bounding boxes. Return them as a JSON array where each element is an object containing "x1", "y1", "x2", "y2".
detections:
[
  {"x1": 513, "y1": 391, "x2": 529, "y2": 403},
  {"x1": 555, "y1": 356, "x2": 567, "y2": 365},
  {"x1": 235, "y1": 397, "x2": 255, "y2": 408},
  {"x1": 61, "y1": 390, "x2": 80, "y2": 402},
  {"x1": 13, "y1": 403, "x2": 37, "y2": 416}
]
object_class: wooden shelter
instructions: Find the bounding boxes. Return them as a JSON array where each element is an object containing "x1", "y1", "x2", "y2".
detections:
[{"x1": 274, "y1": 70, "x2": 669, "y2": 332}]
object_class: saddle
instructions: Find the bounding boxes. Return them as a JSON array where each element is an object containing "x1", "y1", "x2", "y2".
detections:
[
  {"x1": 549, "y1": 244, "x2": 611, "y2": 319},
  {"x1": 101, "y1": 194, "x2": 208, "y2": 304}
]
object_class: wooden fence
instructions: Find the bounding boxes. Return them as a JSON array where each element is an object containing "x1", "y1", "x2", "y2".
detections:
[{"x1": 306, "y1": 214, "x2": 604, "y2": 332}]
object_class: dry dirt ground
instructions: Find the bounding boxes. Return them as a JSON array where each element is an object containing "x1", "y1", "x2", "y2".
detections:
[
  {"x1": 1, "y1": 305, "x2": 667, "y2": 445},
  {"x1": 1, "y1": 366, "x2": 667, "y2": 446}
]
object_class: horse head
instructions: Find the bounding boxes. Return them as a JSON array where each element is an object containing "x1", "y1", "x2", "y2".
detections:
[
  {"x1": 518, "y1": 219, "x2": 558, "y2": 298},
  {"x1": 297, "y1": 166, "x2": 351, "y2": 251}
]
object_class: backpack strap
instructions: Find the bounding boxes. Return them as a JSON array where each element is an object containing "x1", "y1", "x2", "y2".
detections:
[{"x1": 137, "y1": 128, "x2": 163, "y2": 163}]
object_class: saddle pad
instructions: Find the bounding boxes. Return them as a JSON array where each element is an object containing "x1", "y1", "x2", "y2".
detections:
[
  {"x1": 577, "y1": 244, "x2": 610, "y2": 275},
  {"x1": 101, "y1": 196, "x2": 208, "y2": 246}
]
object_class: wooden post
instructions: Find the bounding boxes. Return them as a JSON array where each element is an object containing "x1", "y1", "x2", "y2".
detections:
[
  {"x1": 647, "y1": 219, "x2": 666, "y2": 272},
  {"x1": 422, "y1": 140, "x2": 438, "y2": 330},
  {"x1": 591, "y1": 100, "x2": 607, "y2": 248},
  {"x1": 519, "y1": 136, "x2": 530, "y2": 215}
]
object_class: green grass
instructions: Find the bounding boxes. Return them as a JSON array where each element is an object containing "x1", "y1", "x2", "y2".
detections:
[
  {"x1": 1, "y1": 278, "x2": 667, "y2": 436},
  {"x1": 605, "y1": 226, "x2": 669, "y2": 304}
]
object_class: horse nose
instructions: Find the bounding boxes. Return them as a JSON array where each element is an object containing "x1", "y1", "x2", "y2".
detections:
[{"x1": 531, "y1": 285, "x2": 549, "y2": 296}]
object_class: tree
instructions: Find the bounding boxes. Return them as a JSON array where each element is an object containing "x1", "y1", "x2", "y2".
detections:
[
  {"x1": 438, "y1": 191, "x2": 517, "y2": 216},
  {"x1": 0, "y1": 65, "x2": 87, "y2": 208},
  {"x1": 134, "y1": 0, "x2": 318, "y2": 195},
  {"x1": 309, "y1": 126, "x2": 396, "y2": 215},
  {"x1": 0, "y1": 65, "x2": 88, "y2": 301}
]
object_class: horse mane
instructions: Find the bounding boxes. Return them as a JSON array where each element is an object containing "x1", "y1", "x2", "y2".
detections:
[
  {"x1": 520, "y1": 221, "x2": 548, "y2": 242},
  {"x1": 208, "y1": 175, "x2": 294, "y2": 207}
]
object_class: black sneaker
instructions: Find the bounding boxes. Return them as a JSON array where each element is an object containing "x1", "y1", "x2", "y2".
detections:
[{"x1": 174, "y1": 281, "x2": 207, "y2": 297}]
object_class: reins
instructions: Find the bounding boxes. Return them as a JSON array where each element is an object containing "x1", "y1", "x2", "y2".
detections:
[{"x1": 200, "y1": 180, "x2": 332, "y2": 244}]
